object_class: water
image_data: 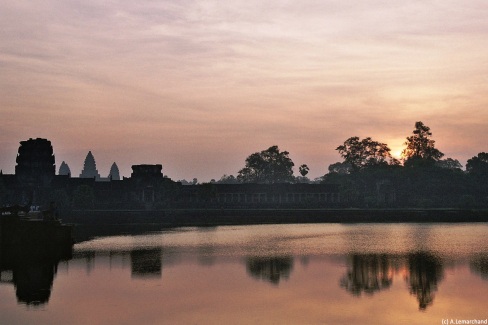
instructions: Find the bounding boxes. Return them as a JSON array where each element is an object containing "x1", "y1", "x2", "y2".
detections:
[{"x1": 1, "y1": 223, "x2": 488, "y2": 324}]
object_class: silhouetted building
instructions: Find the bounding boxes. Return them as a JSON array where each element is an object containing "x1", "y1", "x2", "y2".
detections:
[
  {"x1": 1, "y1": 138, "x2": 341, "y2": 210},
  {"x1": 13, "y1": 138, "x2": 56, "y2": 205},
  {"x1": 108, "y1": 162, "x2": 120, "y2": 181},
  {"x1": 129, "y1": 164, "x2": 166, "y2": 209},
  {"x1": 79, "y1": 151, "x2": 100, "y2": 180},
  {"x1": 58, "y1": 161, "x2": 71, "y2": 176},
  {"x1": 15, "y1": 138, "x2": 55, "y2": 186},
  {"x1": 176, "y1": 183, "x2": 340, "y2": 208}
]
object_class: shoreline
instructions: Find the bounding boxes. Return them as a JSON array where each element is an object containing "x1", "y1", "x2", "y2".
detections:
[
  {"x1": 60, "y1": 208, "x2": 488, "y2": 243},
  {"x1": 63, "y1": 208, "x2": 488, "y2": 226}
]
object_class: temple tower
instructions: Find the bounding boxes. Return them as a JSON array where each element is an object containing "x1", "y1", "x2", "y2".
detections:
[
  {"x1": 58, "y1": 161, "x2": 71, "y2": 176},
  {"x1": 108, "y1": 162, "x2": 120, "y2": 181},
  {"x1": 15, "y1": 138, "x2": 55, "y2": 186},
  {"x1": 80, "y1": 151, "x2": 100, "y2": 180}
]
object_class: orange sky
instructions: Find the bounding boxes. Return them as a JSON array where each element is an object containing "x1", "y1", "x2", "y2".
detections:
[{"x1": 1, "y1": 1, "x2": 487, "y2": 181}]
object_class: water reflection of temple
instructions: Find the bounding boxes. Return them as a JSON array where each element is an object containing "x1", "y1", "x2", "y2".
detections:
[
  {"x1": 0, "y1": 251, "x2": 70, "y2": 306},
  {"x1": 246, "y1": 256, "x2": 294, "y2": 285},
  {"x1": 340, "y1": 253, "x2": 444, "y2": 310},
  {"x1": 131, "y1": 249, "x2": 162, "y2": 279}
]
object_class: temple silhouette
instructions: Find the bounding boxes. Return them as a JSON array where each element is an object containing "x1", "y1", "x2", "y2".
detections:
[{"x1": 0, "y1": 138, "x2": 339, "y2": 211}]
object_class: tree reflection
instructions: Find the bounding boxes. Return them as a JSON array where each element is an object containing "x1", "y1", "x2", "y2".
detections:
[
  {"x1": 406, "y1": 252, "x2": 444, "y2": 311},
  {"x1": 340, "y1": 254, "x2": 393, "y2": 296},
  {"x1": 246, "y1": 256, "x2": 294, "y2": 285},
  {"x1": 470, "y1": 254, "x2": 488, "y2": 281}
]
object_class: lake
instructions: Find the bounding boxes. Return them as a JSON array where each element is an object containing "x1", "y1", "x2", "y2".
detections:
[{"x1": 1, "y1": 223, "x2": 488, "y2": 324}]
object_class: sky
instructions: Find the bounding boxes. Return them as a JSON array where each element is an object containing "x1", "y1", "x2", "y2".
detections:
[{"x1": 1, "y1": 1, "x2": 487, "y2": 181}]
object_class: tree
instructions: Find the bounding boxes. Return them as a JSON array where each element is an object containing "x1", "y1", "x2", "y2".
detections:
[
  {"x1": 237, "y1": 145, "x2": 295, "y2": 183},
  {"x1": 298, "y1": 164, "x2": 309, "y2": 177},
  {"x1": 217, "y1": 174, "x2": 239, "y2": 184},
  {"x1": 328, "y1": 162, "x2": 353, "y2": 175},
  {"x1": 336, "y1": 137, "x2": 397, "y2": 171},
  {"x1": 466, "y1": 152, "x2": 488, "y2": 176},
  {"x1": 402, "y1": 122, "x2": 444, "y2": 166},
  {"x1": 435, "y1": 158, "x2": 462, "y2": 170}
]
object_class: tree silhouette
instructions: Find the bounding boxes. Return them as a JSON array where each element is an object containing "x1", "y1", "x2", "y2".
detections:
[
  {"x1": 328, "y1": 161, "x2": 352, "y2": 175},
  {"x1": 217, "y1": 174, "x2": 239, "y2": 184},
  {"x1": 299, "y1": 164, "x2": 309, "y2": 177},
  {"x1": 466, "y1": 152, "x2": 488, "y2": 176},
  {"x1": 336, "y1": 137, "x2": 397, "y2": 171},
  {"x1": 237, "y1": 145, "x2": 295, "y2": 183},
  {"x1": 435, "y1": 158, "x2": 462, "y2": 170},
  {"x1": 402, "y1": 122, "x2": 444, "y2": 166}
]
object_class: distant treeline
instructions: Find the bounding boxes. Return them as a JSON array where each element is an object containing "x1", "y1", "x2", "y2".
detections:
[{"x1": 178, "y1": 121, "x2": 487, "y2": 208}]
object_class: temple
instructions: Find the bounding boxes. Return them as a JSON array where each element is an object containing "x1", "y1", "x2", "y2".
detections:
[{"x1": 0, "y1": 138, "x2": 340, "y2": 210}]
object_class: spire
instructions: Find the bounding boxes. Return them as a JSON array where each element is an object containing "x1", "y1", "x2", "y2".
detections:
[
  {"x1": 58, "y1": 161, "x2": 71, "y2": 176},
  {"x1": 80, "y1": 151, "x2": 100, "y2": 180},
  {"x1": 108, "y1": 162, "x2": 120, "y2": 181}
]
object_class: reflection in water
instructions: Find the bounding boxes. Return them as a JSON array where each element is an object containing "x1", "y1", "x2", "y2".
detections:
[
  {"x1": 340, "y1": 254, "x2": 394, "y2": 296},
  {"x1": 0, "y1": 248, "x2": 72, "y2": 306},
  {"x1": 2, "y1": 224, "x2": 488, "y2": 324},
  {"x1": 246, "y1": 256, "x2": 294, "y2": 285},
  {"x1": 340, "y1": 252, "x2": 445, "y2": 310},
  {"x1": 13, "y1": 261, "x2": 57, "y2": 305},
  {"x1": 470, "y1": 254, "x2": 488, "y2": 281},
  {"x1": 406, "y1": 252, "x2": 444, "y2": 311},
  {"x1": 131, "y1": 249, "x2": 162, "y2": 279}
]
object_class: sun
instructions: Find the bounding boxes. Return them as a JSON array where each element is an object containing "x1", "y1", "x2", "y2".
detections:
[{"x1": 392, "y1": 149, "x2": 403, "y2": 160}]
